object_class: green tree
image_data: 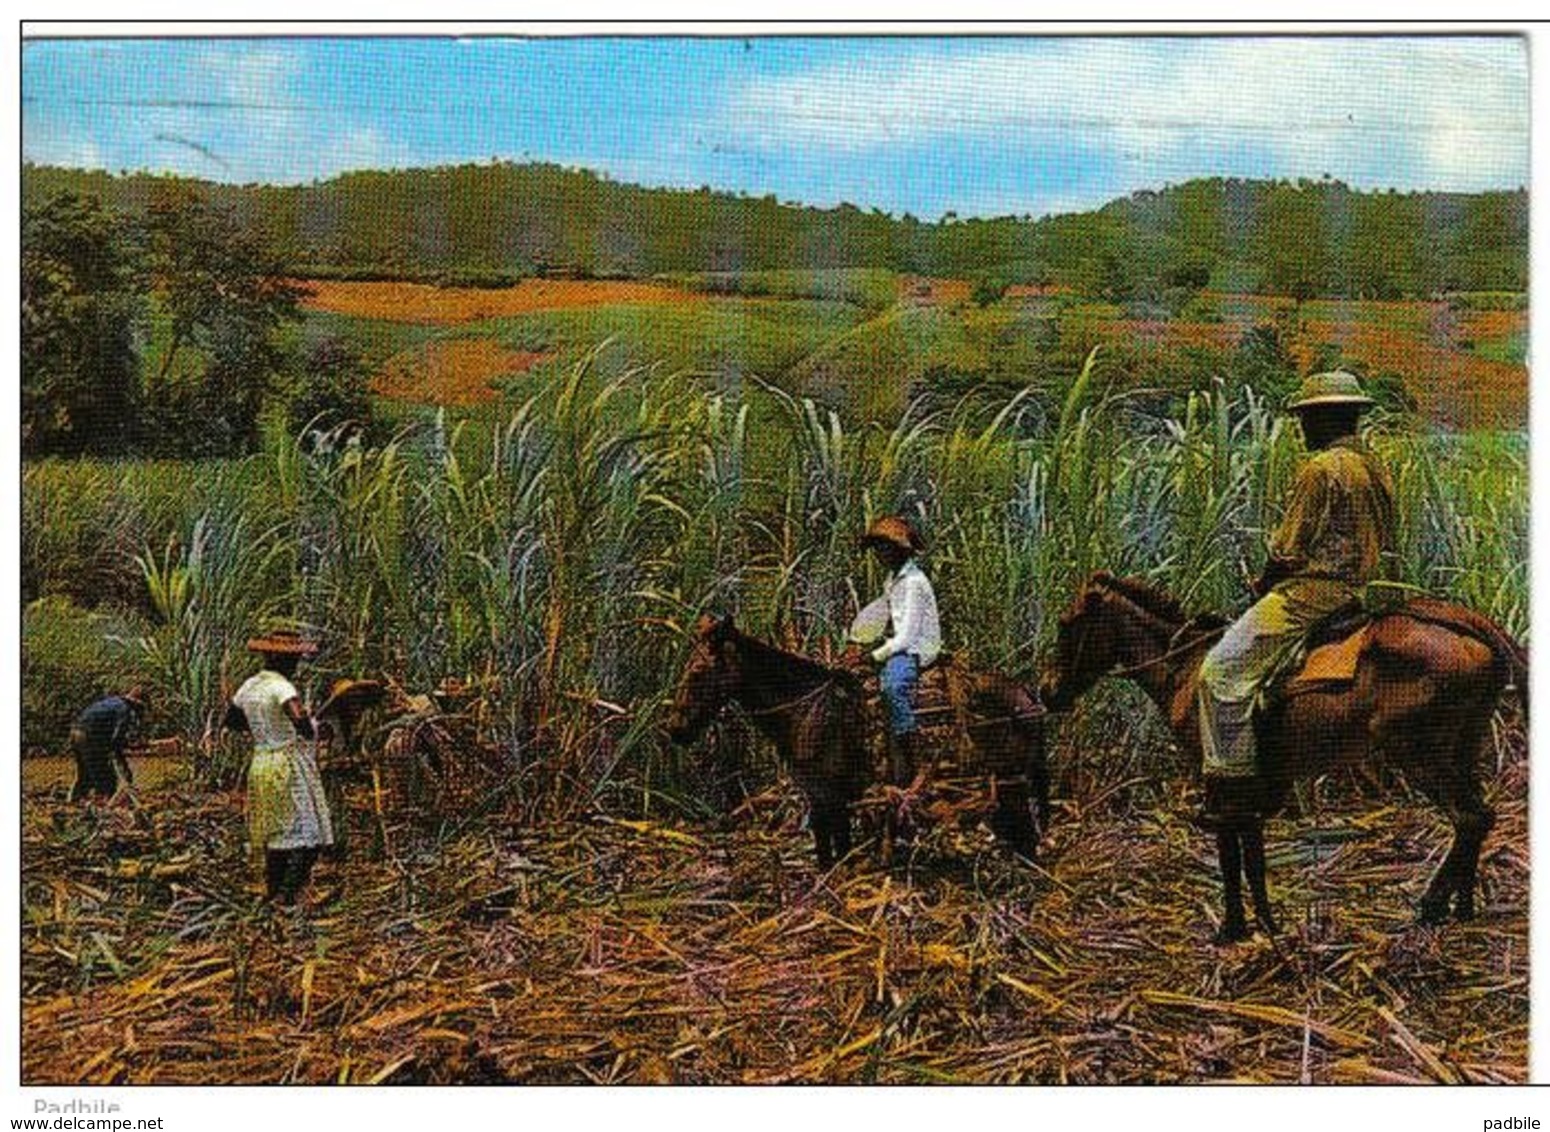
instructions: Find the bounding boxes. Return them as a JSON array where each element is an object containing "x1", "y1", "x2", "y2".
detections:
[
  {"x1": 141, "y1": 185, "x2": 302, "y2": 453},
  {"x1": 21, "y1": 192, "x2": 144, "y2": 456},
  {"x1": 1255, "y1": 182, "x2": 1330, "y2": 301},
  {"x1": 286, "y1": 336, "x2": 377, "y2": 447},
  {"x1": 1349, "y1": 190, "x2": 1424, "y2": 298}
]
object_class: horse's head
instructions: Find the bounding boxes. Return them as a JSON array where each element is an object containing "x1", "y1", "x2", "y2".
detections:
[
  {"x1": 1039, "y1": 572, "x2": 1127, "y2": 712},
  {"x1": 665, "y1": 613, "x2": 743, "y2": 745}
]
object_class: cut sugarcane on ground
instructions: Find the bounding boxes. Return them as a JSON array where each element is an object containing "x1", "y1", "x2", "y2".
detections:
[{"x1": 21, "y1": 733, "x2": 1526, "y2": 1085}]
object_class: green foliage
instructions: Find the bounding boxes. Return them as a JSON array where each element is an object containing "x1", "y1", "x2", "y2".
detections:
[
  {"x1": 22, "y1": 597, "x2": 150, "y2": 754},
  {"x1": 22, "y1": 458, "x2": 270, "y2": 613},
  {"x1": 971, "y1": 274, "x2": 1011, "y2": 307},
  {"x1": 23, "y1": 184, "x2": 307, "y2": 459},
  {"x1": 138, "y1": 186, "x2": 303, "y2": 455},
  {"x1": 673, "y1": 268, "x2": 899, "y2": 312},
  {"x1": 25, "y1": 357, "x2": 1526, "y2": 809},
  {"x1": 1228, "y1": 324, "x2": 1300, "y2": 406},
  {"x1": 1447, "y1": 291, "x2": 1527, "y2": 312},
  {"x1": 284, "y1": 337, "x2": 379, "y2": 444},
  {"x1": 21, "y1": 192, "x2": 144, "y2": 456},
  {"x1": 135, "y1": 509, "x2": 293, "y2": 747},
  {"x1": 1468, "y1": 331, "x2": 1529, "y2": 367}
]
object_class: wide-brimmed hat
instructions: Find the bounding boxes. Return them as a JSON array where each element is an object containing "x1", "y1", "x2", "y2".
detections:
[
  {"x1": 121, "y1": 685, "x2": 148, "y2": 709},
  {"x1": 1286, "y1": 371, "x2": 1375, "y2": 412},
  {"x1": 862, "y1": 516, "x2": 925, "y2": 556},
  {"x1": 316, "y1": 678, "x2": 387, "y2": 720},
  {"x1": 246, "y1": 629, "x2": 320, "y2": 657}
]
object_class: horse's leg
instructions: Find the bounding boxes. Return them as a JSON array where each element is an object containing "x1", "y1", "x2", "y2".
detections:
[
  {"x1": 1404, "y1": 710, "x2": 1493, "y2": 924},
  {"x1": 832, "y1": 796, "x2": 854, "y2": 862},
  {"x1": 991, "y1": 777, "x2": 1037, "y2": 859},
  {"x1": 1445, "y1": 704, "x2": 1497, "y2": 921},
  {"x1": 1014, "y1": 716, "x2": 1052, "y2": 846},
  {"x1": 813, "y1": 826, "x2": 834, "y2": 871},
  {"x1": 1029, "y1": 729, "x2": 1052, "y2": 840},
  {"x1": 814, "y1": 793, "x2": 854, "y2": 870},
  {"x1": 1241, "y1": 820, "x2": 1278, "y2": 934},
  {"x1": 1214, "y1": 829, "x2": 1250, "y2": 943},
  {"x1": 1415, "y1": 813, "x2": 1460, "y2": 924},
  {"x1": 809, "y1": 797, "x2": 836, "y2": 870}
]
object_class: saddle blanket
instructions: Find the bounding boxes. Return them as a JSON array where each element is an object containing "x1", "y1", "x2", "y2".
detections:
[{"x1": 1283, "y1": 624, "x2": 1372, "y2": 695}]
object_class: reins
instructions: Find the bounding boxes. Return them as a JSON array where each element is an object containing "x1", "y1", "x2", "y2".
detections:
[
  {"x1": 739, "y1": 676, "x2": 842, "y2": 720},
  {"x1": 1106, "y1": 610, "x2": 1225, "y2": 679}
]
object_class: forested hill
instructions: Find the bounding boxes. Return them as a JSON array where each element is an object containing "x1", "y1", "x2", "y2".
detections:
[{"x1": 22, "y1": 161, "x2": 1527, "y2": 298}]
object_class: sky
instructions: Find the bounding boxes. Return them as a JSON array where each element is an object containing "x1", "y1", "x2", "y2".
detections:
[{"x1": 20, "y1": 34, "x2": 1530, "y2": 220}]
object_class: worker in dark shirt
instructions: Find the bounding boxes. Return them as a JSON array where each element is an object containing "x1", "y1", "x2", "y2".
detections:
[{"x1": 69, "y1": 688, "x2": 147, "y2": 801}]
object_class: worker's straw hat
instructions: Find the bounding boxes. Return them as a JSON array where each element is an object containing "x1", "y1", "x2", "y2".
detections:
[
  {"x1": 316, "y1": 678, "x2": 387, "y2": 720},
  {"x1": 862, "y1": 515, "x2": 925, "y2": 556},
  {"x1": 1286, "y1": 371, "x2": 1375, "y2": 412},
  {"x1": 246, "y1": 629, "x2": 320, "y2": 657}
]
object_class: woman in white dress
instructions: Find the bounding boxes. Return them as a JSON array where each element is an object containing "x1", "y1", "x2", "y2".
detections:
[{"x1": 224, "y1": 630, "x2": 334, "y2": 905}]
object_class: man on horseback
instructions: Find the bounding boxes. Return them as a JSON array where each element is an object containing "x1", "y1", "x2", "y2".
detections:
[
  {"x1": 1197, "y1": 371, "x2": 1398, "y2": 828},
  {"x1": 846, "y1": 516, "x2": 942, "y2": 788}
]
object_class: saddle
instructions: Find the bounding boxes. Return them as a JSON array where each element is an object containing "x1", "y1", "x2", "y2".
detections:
[
  {"x1": 856, "y1": 654, "x2": 1043, "y2": 776},
  {"x1": 1262, "y1": 592, "x2": 1498, "y2": 701},
  {"x1": 1277, "y1": 603, "x2": 1375, "y2": 698}
]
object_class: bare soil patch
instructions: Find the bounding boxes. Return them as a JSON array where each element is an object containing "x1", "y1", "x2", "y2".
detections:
[{"x1": 372, "y1": 338, "x2": 552, "y2": 406}]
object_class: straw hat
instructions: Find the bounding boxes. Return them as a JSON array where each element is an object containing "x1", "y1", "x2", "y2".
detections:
[
  {"x1": 316, "y1": 678, "x2": 387, "y2": 720},
  {"x1": 1286, "y1": 371, "x2": 1375, "y2": 412},
  {"x1": 862, "y1": 516, "x2": 925, "y2": 556},
  {"x1": 246, "y1": 629, "x2": 320, "y2": 657}
]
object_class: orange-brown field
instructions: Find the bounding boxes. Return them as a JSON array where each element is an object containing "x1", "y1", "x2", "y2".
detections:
[
  {"x1": 372, "y1": 338, "x2": 553, "y2": 406},
  {"x1": 1292, "y1": 320, "x2": 1524, "y2": 431},
  {"x1": 298, "y1": 278, "x2": 708, "y2": 326}
]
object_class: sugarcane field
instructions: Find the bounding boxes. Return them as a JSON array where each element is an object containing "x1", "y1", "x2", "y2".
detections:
[{"x1": 16, "y1": 29, "x2": 1532, "y2": 1095}]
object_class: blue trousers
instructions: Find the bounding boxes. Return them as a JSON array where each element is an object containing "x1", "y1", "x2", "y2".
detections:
[{"x1": 880, "y1": 653, "x2": 920, "y2": 736}]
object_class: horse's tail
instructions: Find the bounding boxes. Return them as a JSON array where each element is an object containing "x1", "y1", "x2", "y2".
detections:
[{"x1": 1401, "y1": 598, "x2": 1529, "y2": 721}]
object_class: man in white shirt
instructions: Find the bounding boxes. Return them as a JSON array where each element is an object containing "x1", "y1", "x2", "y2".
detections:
[{"x1": 846, "y1": 515, "x2": 942, "y2": 786}]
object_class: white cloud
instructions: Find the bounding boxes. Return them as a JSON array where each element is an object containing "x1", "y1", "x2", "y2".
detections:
[
  {"x1": 22, "y1": 124, "x2": 105, "y2": 172},
  {"x1": 303, "y1": 127, "x2": 417, "y2": 179},
  {"x1": 722, "y1": 37, "x2": 1529, "y2": 191},
  {"x1": 219, "y1": 46, "x2": 302, "y2": 106}
]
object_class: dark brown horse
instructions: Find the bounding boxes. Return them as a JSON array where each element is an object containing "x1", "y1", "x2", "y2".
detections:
[
  {"x1": 666, "y1": 613, "x2": 1048, "y2": 868},
  {"x1": 1039, "y1": 572, "x2": 1526, "y2": 942}
]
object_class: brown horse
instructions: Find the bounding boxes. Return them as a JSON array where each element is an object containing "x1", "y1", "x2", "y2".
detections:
[
  {"x1": 666, "y1": 613, "x2": 1048, "y2": 868},
  {"x1": 1039, "y1": 572, "x2": 1526, "y2": 942}
]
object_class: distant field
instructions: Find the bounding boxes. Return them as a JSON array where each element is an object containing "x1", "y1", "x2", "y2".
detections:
[
  {"x1": 372, "y1": 338, "x2": 554, "y2": 406},
  {"x1": 298, "y1": 278, "x2": 709, "y2": 325},
  {"x1": 297, "y1": 277, "x2": 1528, "y2": 431}
]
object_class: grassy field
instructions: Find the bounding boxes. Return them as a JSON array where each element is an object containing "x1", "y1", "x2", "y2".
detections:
[{"x1": 21, "y1": 272, "x2": 1531, "y2": 1083}]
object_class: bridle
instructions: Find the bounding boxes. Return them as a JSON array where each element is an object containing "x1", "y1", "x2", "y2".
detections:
[
  {"x1": 1063, "y1": 584, "x2": 1224, "y2": 684},
  {"x1": 740, "y1": 676, "x2": 841, "y2": 719},
  {"x1": 681, "y1": 635, "x2": 841, "y2": 728},
  {"x1": 1111, "y1": 621, "x2": 1224, "y2": 677}
]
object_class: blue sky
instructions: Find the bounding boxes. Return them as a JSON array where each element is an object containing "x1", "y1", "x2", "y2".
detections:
[{"x1": 21, "y1": 35, "x2": 1529, "y2": 219}]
